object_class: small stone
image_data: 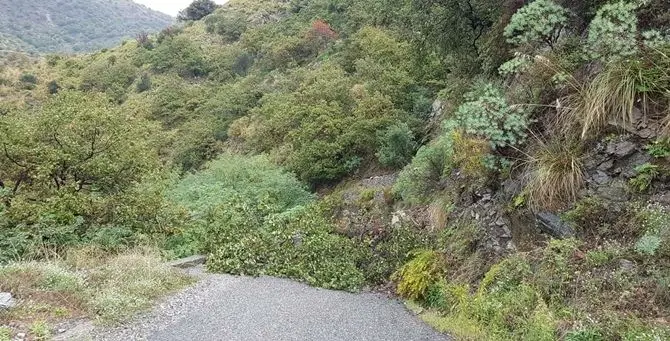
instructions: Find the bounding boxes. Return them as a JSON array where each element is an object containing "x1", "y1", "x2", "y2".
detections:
[
  {"x1": 636, "y1": 128, "x2": 656, "y2": 139},
  {"x1": 495, "y1": 217, "x2": 506, "y2": 226},
  {"x1": 619, "y1": 259, "x2": 636, "y2": 273},
  {"x1": 0, "y1": 292, "x2": 15, "y2": 309},
  {"x1": 16, "y1": 333, "x2": 26, "y2": 339},
  {"x1": 292, "y1": 232, "x2": 303, "y2": 246}
]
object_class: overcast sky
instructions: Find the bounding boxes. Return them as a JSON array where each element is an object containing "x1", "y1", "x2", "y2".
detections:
[{"x1": 133, "y1": 0, "x2": 228, "y2": 16}]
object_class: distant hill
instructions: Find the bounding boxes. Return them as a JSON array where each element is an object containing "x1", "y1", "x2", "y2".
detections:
[{"x1": 0, "y1": 0, "x2": 174, "y2": 54}]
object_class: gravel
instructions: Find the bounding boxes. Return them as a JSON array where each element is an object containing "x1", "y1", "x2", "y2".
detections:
[{"x1": 66, "y1": 266, "x2": 449, "y2": 341}]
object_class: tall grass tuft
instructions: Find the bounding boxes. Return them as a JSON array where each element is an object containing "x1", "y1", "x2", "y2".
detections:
[
  {"x1": 560, "y1": 48, "x2": 670, "y2": 139},
  {"x1": 525, "y1": 137, "x2": 584, "y2": 210}
]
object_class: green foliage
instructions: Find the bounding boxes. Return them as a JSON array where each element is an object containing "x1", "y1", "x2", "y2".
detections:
[
  {"x1": 629, "y1": 163, "x2": 660, "y2": 192},
  {"x1": 178, "y1": 0, "x2": 219, "y2": 22},
  {"x1": 136, "y1": 73, "x2": 152, "y2": 93},
  {"x1": 393, "y1": 250, "x2": 443, "y2": 300},
  {"x1": 376, "y1": 123, "x2": 418, "y2": 169},
  {"x1": 504, "y1": 0, "x2": 569, "y2": 49},
  {"x1": 18, "y1": 73, "x2": 36, "y2": 84},
  {"x1": 28, "y1": 321, "x2": 50, "y2": 340},
  {"x1": 171, "y1": 154, "x2": 313, "y2": 217},
  {"x1": 145, "y1": 35, "x2": 211, "y2": 78},
  {"x1": 205, "y1": 9, "x2": 248, "y2": 43},
  {"x1": 455, "y1": 83, "x2": 530, "y2": 149},
  {"x1": 0, "y1": 91, "x2": 168, "y2": 261},
  {"x1": 635, "y1": 234, "x2": 662, "y2": 256},
  {"x1": 646, "y1": 139, "x2": 670, "y2": 158},
  {"x1": 565, "y1": 329, "x2": 604, "y2": 341},
  {"x1": 205, "y1": 201, "x2": 366, "y2": 291},
  {"x1": 47, "y1": 80, "x2": 61, "y2": 94},
  {"x1": 585, "y1": 1, "x2": 641, "y2": 61},
  {"x1": 394, "y1": 134, "x2": 453, "y2": 204}
]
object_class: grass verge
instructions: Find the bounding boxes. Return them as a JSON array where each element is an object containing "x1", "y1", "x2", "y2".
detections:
[{"x1": 0, "y1": 247, "x2": 193, "y2": 339}]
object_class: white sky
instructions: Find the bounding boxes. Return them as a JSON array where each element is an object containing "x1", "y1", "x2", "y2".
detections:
[{"x1": 133, "y1": 0, "x2": 228, "y2": 16}]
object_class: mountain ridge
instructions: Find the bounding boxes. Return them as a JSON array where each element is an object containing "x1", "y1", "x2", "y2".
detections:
[{"x1": 0, "y1": 0, "x2": 174, "y2": 53}]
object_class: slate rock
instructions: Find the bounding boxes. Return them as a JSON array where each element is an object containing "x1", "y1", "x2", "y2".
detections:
[
  {"x1": 592, "y1": 171, "x2": 612, "y2": 185},
  {"x1": 597, "y1": 160, "x2": 614, "y2": 171},
  {"x1": 597, "y1": 180, "x2": 631, "y2": 202},
  {"x1": 606, "y1": 140, "x2": 637, "y2": 158},
  {"x1": 536, "y1": 212, "x2": 576, "y2": 239}
]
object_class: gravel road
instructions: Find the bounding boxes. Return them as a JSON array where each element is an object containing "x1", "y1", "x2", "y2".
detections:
[{"x1": 66, "y1": 267, "x2": 449, "y2": 341}]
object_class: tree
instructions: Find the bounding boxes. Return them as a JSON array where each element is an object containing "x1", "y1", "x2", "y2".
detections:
[
  {"x1": 178, "y1": 0, "x2": 219, "y2": 22},
  {"x1": 504, "y1": 0, "x2": 570, "y2": 49},
  {"x1": 0, "y1": 91, "x2": 160, "y2": 199}
]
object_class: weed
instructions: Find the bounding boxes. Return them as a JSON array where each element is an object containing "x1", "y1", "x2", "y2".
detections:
[
  {"x1": 393, "y1": 250, "x2": 444, "y2": 300},
  {"x1": 359, "y1": 189, "x2": 375, "y2": 202},
  {"x1": 629, "y1": 163, "x2": 660, "y2": 192},
  {"x1": 635, "y1": 234, "x2": 662, "y2": 256},
  {"x1": 563, "y1": 52, "x2": 670, "y2": 138},
  {"x1": 646, "y1": 139, "x2": 670, "y2": 158},
  {"x1": 28, "y1": 321, "x2": 50, "y2": 340},
  {"x1": 0, "y1": 327, "x2": 10, "y2": 341}
]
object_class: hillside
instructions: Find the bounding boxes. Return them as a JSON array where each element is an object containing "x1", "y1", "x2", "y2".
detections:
[
  {"x1": 0, "y1": 0, "x2": 173, "y2": 53},
  {"x1": 1, "y1": 0, "x2": 670, "y2": 340}
]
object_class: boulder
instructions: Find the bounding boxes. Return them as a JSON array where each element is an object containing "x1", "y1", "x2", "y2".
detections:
[{"x1": 536, "y1": 212, "x2": 576, "y2": 239}]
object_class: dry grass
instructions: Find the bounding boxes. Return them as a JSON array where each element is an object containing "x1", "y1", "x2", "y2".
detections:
[
  {"x1": 525, "y1": 137, "x2": 585, "y2": 210},
  {"x1": 0, "y1": 248, "x2": 193, "y2": 339},
  {"x1": 558, "y1": 49, "x2": 670, "y2": 139}
]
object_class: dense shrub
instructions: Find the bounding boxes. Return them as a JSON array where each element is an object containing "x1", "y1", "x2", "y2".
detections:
[
  {"x1": 455, "y1": 83, "x2": 530, "y2": 149},
  {"x1": 394, "y1": 135, "x2": 453, "y2": 204},
  {"x1": 393, "y1": 250, "x2": 444, "y2": 300},
  {"x1": 504, "y1": 0, "x2": 570, "y2": 49},
  {"x1": 376, "y1": 123, "x2": 418, "y2": 169},
  {"x1": 204, "y1": 9, "x2": 248, "y2": 43},
  {"x1": 171, "y1": 154, "x2": 313, "y2": 217},
  {"x1": 585, "y1": 1, "x2": 640, "y2": 61},
  {"x1": 207, "y1": 204, "x2": 366, "y2": 291}
]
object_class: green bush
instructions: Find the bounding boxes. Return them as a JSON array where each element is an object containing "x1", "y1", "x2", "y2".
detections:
[
  {"x1": 178, "y1": 0, "x2": 219, "y2": 21},
  {"x1": 205, "y1": 9, "x2": 248, "y2": 43},
  {"x1": 376, "y1": 123, "x2": 418, "y2": 169},
  {"x1": 585, "y1": 1, "x2": 640, "y2": 61},
  {"x1": 504, "y1": 0, "x2": 569, "y2": 49},
  {"x1": 393, "y1": 250, "x2": 443, "y2": 300},
  {"x1": 455, "y1": 83, "x2": 530, "y2": 149},
  {"x1": 19, "y1": 73, "x2": 37, "y2": 84},
  {"x1": 171, "y1": 153, "x2": 313, "y2": 217},
  {"x1": 394, "y1": 134, "x2": 453, "y2": 204}
]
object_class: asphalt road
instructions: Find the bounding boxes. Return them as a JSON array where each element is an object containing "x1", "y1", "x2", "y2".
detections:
[{"x1": 87, "y1": 268, "x2": 450, "y2": 341}]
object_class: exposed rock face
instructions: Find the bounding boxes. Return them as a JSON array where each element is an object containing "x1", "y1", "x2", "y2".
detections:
[{"x1": 458, "y1": 189, "x2": 516, "y2": 256}]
